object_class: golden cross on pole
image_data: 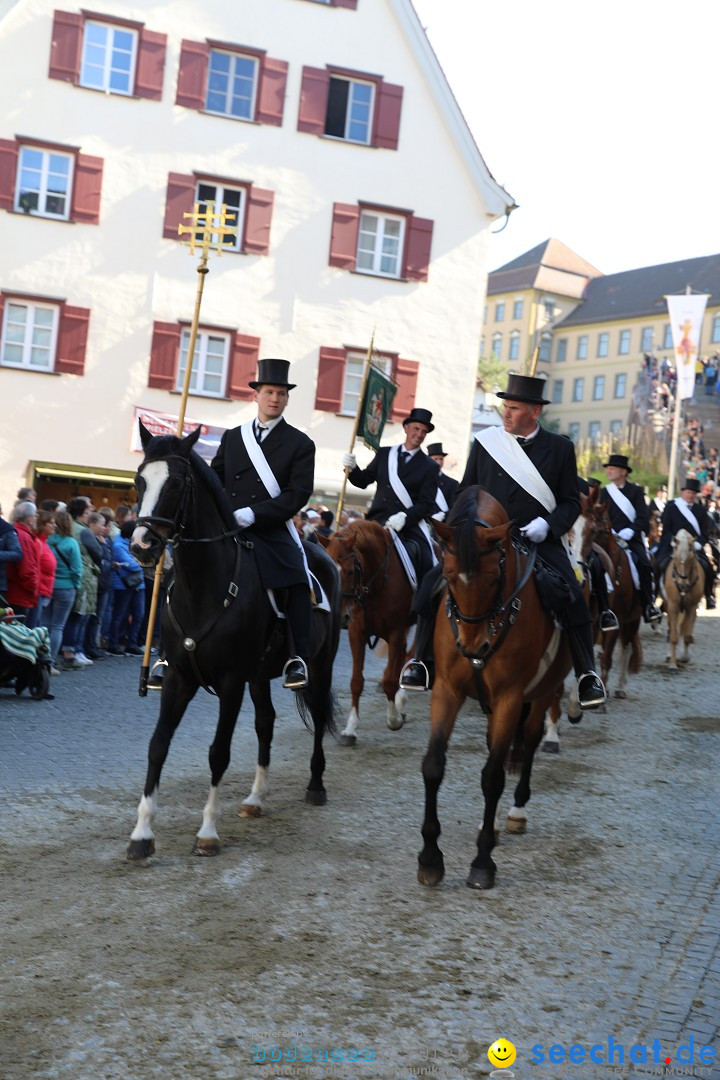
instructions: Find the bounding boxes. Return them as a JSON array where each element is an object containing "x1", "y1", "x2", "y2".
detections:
[{"x1": 139, "y1": 200, "x2": 238, "y2": 697}]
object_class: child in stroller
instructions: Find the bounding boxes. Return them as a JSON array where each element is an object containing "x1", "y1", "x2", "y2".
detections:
[{"x1": 0, "y1": 602, "x2": 52, "y2": 700}]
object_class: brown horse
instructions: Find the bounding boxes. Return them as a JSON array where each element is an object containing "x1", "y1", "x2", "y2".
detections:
[
  {"x1": 418, "y1": 486, "x2": 573, "y2": 891},
  {"x1": 319, "y1": 520, "x2": 414, "y2": 744},
  {"x1": 661, "y1": 529, "x2": 704, "y2": 669},
  {"x1": 579, "y1": 487, "x2": 642, "y2": 698}
]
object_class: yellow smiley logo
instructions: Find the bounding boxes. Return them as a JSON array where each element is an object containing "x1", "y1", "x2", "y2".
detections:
[{"x1": 488, "y1": 1039, "x2": 517, "y2": 1068}]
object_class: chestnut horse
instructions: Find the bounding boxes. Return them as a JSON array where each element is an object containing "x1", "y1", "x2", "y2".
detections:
[
  {"x1": 319, "y1": 520, "x2": 414, "y2": 744},
  {"x1": 579, "y1": 486, "x2": 642, "y2": 698},
  {"x1": 660, "y1": 529, "x2": 704, "y2": 669},
  {"x1": 418, "y1": 486, "x2": 573, "y2": 891}
]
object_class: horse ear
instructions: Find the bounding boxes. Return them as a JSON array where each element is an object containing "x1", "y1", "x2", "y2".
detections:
[
  {"x1": 182, "y1": 426, "x2": 202, "y2": 453},
  {"x1": 434, "y1": 522, "x2": 454, "y2": 543},
  {"x1": 139, "y1": 420, "x2": 153, "y2": 450},
  {"x1": 317, "y1": 533, "x2": 331, "y2": 550}
]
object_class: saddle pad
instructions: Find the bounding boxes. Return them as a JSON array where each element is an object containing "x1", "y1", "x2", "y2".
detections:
[
  {"x1": 621, "y1": 546, "x2": 640, "y2": 590},
  {"x1": 266, "y1": 572, "x2": 331, "y2": 619}
]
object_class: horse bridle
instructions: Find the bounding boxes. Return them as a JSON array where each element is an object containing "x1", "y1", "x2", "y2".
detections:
[
  {"x1": 336, "y1": 539, "x2": 391, "y2": 648},
  {"x1": 136, "y1": 454, "x2": 243, "y2": 548},
  {"x1": 671, "y1": 552, "x2": 699, "y2": 595}
]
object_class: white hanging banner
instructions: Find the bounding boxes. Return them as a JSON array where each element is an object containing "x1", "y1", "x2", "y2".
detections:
[{"x1": 665, "y1": 293, "x2": 709, "y2": 400}]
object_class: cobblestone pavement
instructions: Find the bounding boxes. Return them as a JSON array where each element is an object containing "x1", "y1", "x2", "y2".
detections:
[{"x1": 1, "y1": 614, "x2": 719, "y2": 1080}]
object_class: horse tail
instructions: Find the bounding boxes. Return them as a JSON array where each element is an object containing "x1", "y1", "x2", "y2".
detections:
[
  {"x1": 507, "y1": 702, "x2": 532, "y2": 774},
  {"x1": 628, "y1": 633, "x2": 643, "y2": 675},
  {"x1": 294, "y1": 681, "x2": 337, "y2": 738}
]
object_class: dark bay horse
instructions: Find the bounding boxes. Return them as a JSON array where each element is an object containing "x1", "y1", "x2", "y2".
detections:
[
  {"x1": 579, "y1": 486, "x2": 642, "y2": 698},
  {"x1": 126, "y1": 423, "x2": 341, "y2": 859},
  {"x1": 318, "y1": 520, "x2": 414, "y2": 744},
  {"x1": 418, "y1": 486, "x2": 573, "y2": 891}
]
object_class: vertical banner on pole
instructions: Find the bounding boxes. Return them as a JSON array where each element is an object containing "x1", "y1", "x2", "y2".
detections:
[{"x1": 665, "y1": 292, "x2": 709, "y2": 400}]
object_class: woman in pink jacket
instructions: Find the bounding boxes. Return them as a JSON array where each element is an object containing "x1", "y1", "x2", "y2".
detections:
[
  {"x1": 5, "y1": 501, "x2": 41, "y2": 619},
  {"x1": 26, "y1": 509, "x2": 58, "y2": 629}
]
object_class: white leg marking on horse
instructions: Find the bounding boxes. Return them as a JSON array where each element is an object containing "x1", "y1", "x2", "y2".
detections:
[
  {"x1": 386, "y1": 698, "x2": 405, "y2": 730},
  {"x1": 243, "y1": 765, "x2": 269, "y2": 808},
  {"x1": 544, "y1": 716, "x2": 560, "y2": 745},
  {"x1": 395, "y1": 687, "x2": 408, "y2": 715},
  {"x1": 132, "y1": 461, "x2": 170, "y2": 549},
  {"x1": 130, "y1": 791, "x2": 158, "y2": 841},
  {"x1": 567, "y1": 681, "x2": 582, "y2": 722},
  {"x1": 197, "y1": 785, "x2": 220, "y2": 841},
  {"x1": 342, "y1": 707, "x2": 360, "y2": 738},
  {"x1": 508, "y1": 805, "x2": 527, "y2": 821}
]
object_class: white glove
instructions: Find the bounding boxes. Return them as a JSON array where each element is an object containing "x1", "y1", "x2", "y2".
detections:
[
  {"x1": 694, "y1": 540, "x2": 702, "y2": 551},
  {"x1": 618, "y1": 527, "x2": 634, "y2": 541},
  {"x1": 432, "y1": 511, "x2": 446, "y2": 523},
  {"x1": 342, "y1": 452, "x2": 357, "y2": 470},
  {"x1": 385, "y1": 511, "x2": 407, "y2": 533},
  {"x1": 520, "y1": 516, "x2": 549, "y2": 544},
  {"x1": 233, "y1": 506, "x2": 255, "y2": 529}
]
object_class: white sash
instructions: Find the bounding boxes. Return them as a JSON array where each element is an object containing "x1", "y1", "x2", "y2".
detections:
[
  {"x1": 605, "y1": 482, "x2": 637, "y2": 524},
  {"x1": 240, "y1": 421, "x2": 314, "y2": 591},
  {"x1": 673, "y1": 497, "x2": 701, "y2": 535},
  {"x1": 475, "y1": 427, "x2": 556, "y2": 513},
  {"x1": 387, "y1": 446, "x2": 437, "y2": 566}
]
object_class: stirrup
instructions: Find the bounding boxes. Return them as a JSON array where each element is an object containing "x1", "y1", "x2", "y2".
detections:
[
  {"x1": 599, "y1": 610, "x2": 619, "y2": 632},
  {"x1": 577, "y1": 671, "x2": 607, "y2": 709},
  {"x1": 644, "y1": 604, "x2": 662, "y2": 624},
  {"x1": 147, "y1": 658, "x2": 168, "y2": 690},
  {"x1": 282, "y1": 656, "x2": 308, "y2": 690},
  {"x1": 399, "y1": 659, "x2": 430, "y2": 692}
]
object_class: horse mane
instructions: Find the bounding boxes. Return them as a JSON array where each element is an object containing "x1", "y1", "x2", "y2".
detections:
[{"x1": 447, "y1": 486, "x2": 484, "y2": 574}]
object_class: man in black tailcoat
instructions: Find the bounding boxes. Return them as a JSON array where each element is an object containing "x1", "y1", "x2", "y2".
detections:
[
  {"x1": 211, "y1": 358, "x2": 314, "y2": 689},
  {"x1": 599, "y1": 454, "x2": 661, "y2": 624},
  {"x1": 654, "y1": 477, "x2": 717, "y2": 608},
  {"x1": 401, "y1": 374, "x2": 606, "y2": 710},
  {"x1": 426, "y1": 442, "x2": 460, "y2": 517},
  {"x1": 342, "y1": 407, "x2": 440, "y2": 580}
]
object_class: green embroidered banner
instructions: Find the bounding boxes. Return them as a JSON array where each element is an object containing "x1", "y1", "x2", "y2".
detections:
[{"x1": 357, "y1": 365, "x2": 397, "y2": 451}]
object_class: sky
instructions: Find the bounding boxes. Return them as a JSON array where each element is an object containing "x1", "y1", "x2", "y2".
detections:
[{"x1": 411, "y1": 0, "x2": 720, "y2": 276}]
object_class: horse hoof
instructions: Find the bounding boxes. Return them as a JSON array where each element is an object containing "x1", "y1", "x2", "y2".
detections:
[
  {"x1": 417, "y1": 862, "x2": 444, "y2": 887},
  {"x1": 506, "y1": 817, "x2": 526, "y2": 834},
  {"x1": 191, "y1": 838, "x2": 220, "y2": 856},
  {"x1": 541, "y1": 741, "x2": 559, "y2": 754},
  {"x1": 339, "y1": 734, "x2": 357, "y2": 747},
  {"x1": 238, "y1": 803, "x2": 262, "y2": 818},
  {"x1": 305, "y1": 788, "x2": 327, "y2": 806},
  {"x1": 126, "y1": 838, "x2": 155, "y2": 861},
  {"x1": 614, "y1": 690, "x2": 627, "y2": 699},
  {"x1": 467, "y1": 866, "x2": 495, "y2": 890},
  {"x1": 386, "y1": 714, "x2": 405, "y2": 731}
]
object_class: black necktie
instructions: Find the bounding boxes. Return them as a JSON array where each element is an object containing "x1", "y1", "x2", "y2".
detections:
[
  {"x1": 255, "y1": 423, "x2": 267, "y2": 444},
  {"x1": 400, "y1": 451, "x2": 410, "y2": 470}
]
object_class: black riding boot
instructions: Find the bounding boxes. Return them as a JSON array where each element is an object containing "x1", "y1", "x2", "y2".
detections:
[
  {"x1": 399, "y1": 565, "x2": 442, "y2": 691},
  {"x1": 588, "y1": 551, "x2": 619, "y2": 632},
  {"x1": 564, "y1": 619, "x2": 606, "y2": 714},
  {"x1": 639, "y1": 562, "x2": 662, "y2": 623},
  {"x1": 283, "y1": 584, "x2": 311, "y2": 690}
]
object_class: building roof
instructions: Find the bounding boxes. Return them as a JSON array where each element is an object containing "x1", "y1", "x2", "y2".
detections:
[
  {"x1": 487, "y1": 238, "x2": 603, "y2": 298},
  {"x1": 556, "y1": 252, "x2": 720, "y2": 327}
]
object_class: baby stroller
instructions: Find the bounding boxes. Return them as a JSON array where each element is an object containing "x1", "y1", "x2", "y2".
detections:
[{"x1": 0, "y1": 604, "x2": 52, "y2": 700}]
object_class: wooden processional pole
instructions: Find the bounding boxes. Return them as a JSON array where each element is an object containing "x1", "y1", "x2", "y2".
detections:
[
  {"x1": 138, "y1": 201, "x2": 238, "y2": 696},
  {"x1": 335, "y1": 331, "x2": 376, "y2": 524}
]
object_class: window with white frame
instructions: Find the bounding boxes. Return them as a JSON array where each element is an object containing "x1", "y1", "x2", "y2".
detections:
[
  {"x1": 491, "y1": 333, "x2": 502, "y2": 359},
  {"x1": 80, "y1": 20, "x2": 138, "y2": 95},
  {"x1": 495, "y1": 301, "x2": 505, "y2": 322},
  {"x1": 513, "y1": 298, "x2": 523, "y2": 320},
  {"x1": 609, "y1": 419, "x2": 623, "y2": 436},
  {"x1": 577, "y1": 335, "x2": 588, "y2": 359},
  {"x1": 15, "y1": 146, "x2": 73, "y2": 219},
  {"x1": 556, "y1": 338, "x2": 567, "y2": 362},
  {"x1": 195, "y1": 181, "x2": 245, "y2": 252},
  {"x1": 573, "y1": 377, "x2": 584, "y2": 402},
  {"x1": 712, "y1": 315, "x2": 720, "y2": 343},
  {"x1": 509, "y1": 331, "x2": 520, "y2": 361},
  {"x1": 176, "y1": 328, "x2": 230, "y2": 397},
  {"x1": 552, "y1": 379, "x2": 563, "y2": 404},
  {"x1": 325, "y1": 77, "x2": 374, "y2": 144},
  {"x1": 618, "y1": 329, "x2": 630, "y2": 354},
  {"x1": 0, "y1": 300, "x2": 59, "y2": 371},
  {"x1": 593, "y1": 374, "x2": 605, "y2": 400},
  {"x1": 597, "y1": 332, "x2": 609, "y2": 358},
  {"x1": 589, "y1": 421, "x2": 601, "y2": 442},
  {"x1": 356, "y1": 211, "x2": 405, "y2": 277},
  {"x1": 662, "y1": 324, "x2": 673, "y2": 349},
  {"x1": 614, "y1": 372, "x2": 627, "y2": 398},
  {"x1": 206, "y1": 50, "x2": 258, "y2": 120},
  {"x1": 539, "y1": 332, "x2": 551, "y2": 362},
  {"x1": 568, "y1": 422, "x2": 580, "y2": 443},
  {"x1": 543, "y1": 298, "x2": 555, "y2": 321},
  {"x1": 641, "y1": 327, "x2": 653, "y2": 351},
  {"x1": 341, "y1": 353, "x2": 392, "y2": 416}
]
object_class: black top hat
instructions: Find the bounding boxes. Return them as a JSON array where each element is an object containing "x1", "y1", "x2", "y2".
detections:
[
  {"x1": 496, "y1": 373, "x2": 550, "y2": 405},
  {"x1": 403, "y1": 407, "x2": 434, "y2": 432},
  {"x1": 603, "y1": 454, "x2": 633, "y2": 474},
  {"x1": 249, "y1": 357, "x2": 296, "y2": 390},
  {"x1": 425, "y1": 442, "x2": 447, "y2": 457},
  {"x1": 681, "y1": 477, "x2": 701, "y2": 493}
]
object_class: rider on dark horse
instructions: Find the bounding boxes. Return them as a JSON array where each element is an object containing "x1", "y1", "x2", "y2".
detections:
[
  {"x1": 599, "y1": 454, "x2": 662, "y2": 625},
  {"x1": 211, "y1": 358, "x2": 315, "y2": 691},
  {"x1": 400, "y1": 373, "x2": 607, "y2": 711},
  {"x1": 654, "y1": 477, "x2": 717, "y2": 609},
  {"x1": 342, "y1": 407, "x2": 440, "y2": 582},
  {"x1": 578, "y1": 475, "x2": 620, "y2": 633}
]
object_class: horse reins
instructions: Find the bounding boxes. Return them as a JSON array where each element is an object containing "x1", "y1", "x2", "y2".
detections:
[{"x1": 337, "y1": 538, "x2": 391, "y2": 649}]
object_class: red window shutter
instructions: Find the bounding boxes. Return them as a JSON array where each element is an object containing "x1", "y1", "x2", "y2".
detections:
[
  {"x1": 227, "y1": 333, "x2": 260, "y2": 400},
  {"x1": 175, "y1": 39, "x2": 209, "y2": 110},
  {"x1": 243, "y1": 187, "x2": 274, "y2": 255},
  {"x1": 48, "y1": 10, "x2": 82, "y2": 83},
  {"x1": 255, "y1": 57, "x2": 288, "y2": 126},
  {"x1": 390, "y1": 358, "x2": 419, "y2": 421},
  {"x1": 0, "y1": 139, "x2": 18, "y2": 213},
  {"x1": 315, "y1": 348, "x2": 347, "y2": 412},
  {"x1": 297, "y1": 66, "x2": 330, "y2": 134},
  {"x1": 329, "y1": 203, "x2": 359, "y2": 270},
  {"x1": 148, "y1": 322, "x2": 181, "y2": 389},
  {"x1": 404, "y1": 216, "x2": 434, "y2": 283},
  {"x1": 55, "y1": 305, "x2": 90, "y2": 375},
  {"x1": 135, "y1": 28, "x2": 167, "y2": 101},
  {"x1": 71, "y1": 154, "x2": 103, "y2": 225},
  {"x1": 373, "y1": 82, "x2": 403, "y2": 150},
  {"x1": 163, "y1": 173, "x2": 195, "y2": 240}
]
